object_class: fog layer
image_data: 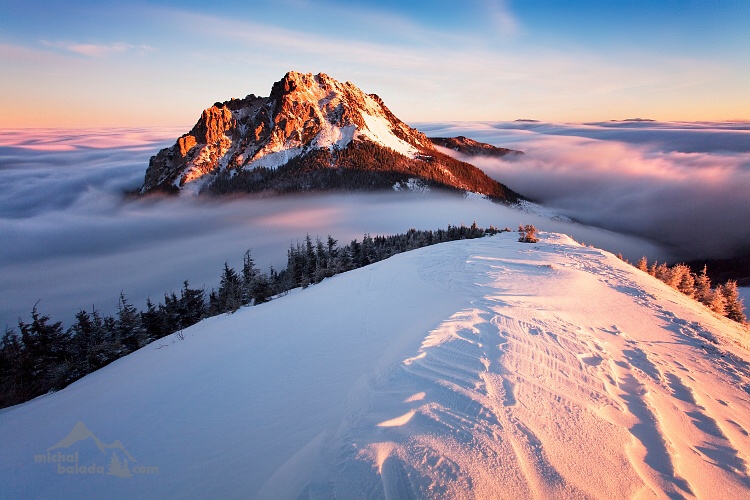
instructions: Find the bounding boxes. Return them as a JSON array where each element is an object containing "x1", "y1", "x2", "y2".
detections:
[
  {"x1": 4, "y1": 123, "x2": 743, "y2": 327},
  {"x1": 423, "y1": 121, "x2": 750, "y2": 261}
]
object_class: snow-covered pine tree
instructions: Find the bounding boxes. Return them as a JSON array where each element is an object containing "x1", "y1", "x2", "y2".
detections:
[
  {"x1": 676, "y1": 268, "x2": 696, "y2": 298},
  {"x1": 241, "y1": 250, "x2": 258, "y2": 306},
  {"x1": 18, "y1": 306, "x2": 71, "y2": 397},
  {"x1": 179, "y1": 281, "x2": 206, "y2": 327},
  {"x1": 709, "y1": 288, "x2": 728, "y2": 316},
  {"x1": 518, "y1": 224, "x2": 539, "y2": 243},
  {"x1": 654, "y1": 262, "x2": 669, "y2": 282},
  {"x1": 208, "y1": 289, "x2": 221, "y2": 316},
  {"x1": 0, "y1": 328, "x2": 24, "y2": 407},
  {"x1": 218, "y1": 263, "x2": 243, "y2": 313},
  {"x1": 636, "y1": 256, "x2": 648, "y2": 272},
  {"x1": 694, "y1": 266, "x2": 712, "y2": 306},
  {"x1": 721, "y1": 280, "x2": 746, "y2": 323},
  {"x1": 116, "y1": 292, "x2": 146, "y2": 352},
  {"x1": 667, "y1": 264, "x2": 695, "y2": 297},
  {"x1": 250, "y1": 272, "x2": 273, "y2": 304}
]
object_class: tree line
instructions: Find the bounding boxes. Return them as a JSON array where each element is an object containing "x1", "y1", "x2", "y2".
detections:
[
  {"x1": 204, "y1": 140, "x2": 522, "y2": 203},
  {"x1": 631, "y1": 256, "x2": 746, "y2": 324},
  {"x1": 0, "y1": 223, "x2": 506, "y2": 409}
]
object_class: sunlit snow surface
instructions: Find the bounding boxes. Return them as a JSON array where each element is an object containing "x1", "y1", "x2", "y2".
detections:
[{"x1": 1, "y1": 233, "x2": 748, "y2": 498}]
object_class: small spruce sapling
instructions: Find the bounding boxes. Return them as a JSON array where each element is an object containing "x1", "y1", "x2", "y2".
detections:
[{"x1": 518, "y1": 224, "x2": 539, "y2": 243}]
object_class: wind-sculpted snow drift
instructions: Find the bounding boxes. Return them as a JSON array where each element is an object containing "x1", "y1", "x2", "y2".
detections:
[{"x1": 1, "y1": 232, "x2": 748, "y2": 498}]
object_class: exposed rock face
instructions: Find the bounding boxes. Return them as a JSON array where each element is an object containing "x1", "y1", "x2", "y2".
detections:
[
  {"x1": 141, "y1": 71, "x2": 523, "y2": 203},
  {"x1": 430, "y1": 136, "x2": 523, "y2": 158}
]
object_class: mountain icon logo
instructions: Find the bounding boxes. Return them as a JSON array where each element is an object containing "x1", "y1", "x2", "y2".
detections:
[
  {"x1": 48, "y1": 421, "x2": 137, "y2": 462},
  {"x1": 34, "y1": 421, "x2": 158, "y2": 477}
]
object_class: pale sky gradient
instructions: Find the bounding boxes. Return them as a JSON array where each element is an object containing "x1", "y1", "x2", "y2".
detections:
[{"x1": 1, "y1": 0, "x2": 749, "y2": 127}]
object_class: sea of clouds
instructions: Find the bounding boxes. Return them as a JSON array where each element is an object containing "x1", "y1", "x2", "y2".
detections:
[
  {"x1": 1, "y1": 122, "x2": 747, "y2": 327},
  {"x1": 423, "y1": 120, "x2": 750, "y2": 260}
]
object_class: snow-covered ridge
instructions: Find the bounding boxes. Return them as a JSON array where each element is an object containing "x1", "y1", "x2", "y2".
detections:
[
  {"x1": 515, "y1": 199, "x2": 573, "y2": 221},
  {"x1": 359, "y1": 110, "x2": 419, "y2": 158},
  {"x1": 2, "y1": 232, "x2": 748, "y2": 498}
]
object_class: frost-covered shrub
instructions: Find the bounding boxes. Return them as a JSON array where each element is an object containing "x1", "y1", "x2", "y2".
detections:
[{"x1": 518, "y1": 224, "x2": 539, "y2": 243}]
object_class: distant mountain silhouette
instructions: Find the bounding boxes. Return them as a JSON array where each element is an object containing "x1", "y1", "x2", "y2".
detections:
[{"x1": 430, "y1": 136, "x2": 523, "y2": 158}]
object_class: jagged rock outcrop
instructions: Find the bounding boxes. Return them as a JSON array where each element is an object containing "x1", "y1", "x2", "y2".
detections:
[
  {"x1": 430, "y1": 136, "x2": 523, "y2": 158},
  {"x1": 141, "y1": 71, "x2": 523, "y2": 203}
]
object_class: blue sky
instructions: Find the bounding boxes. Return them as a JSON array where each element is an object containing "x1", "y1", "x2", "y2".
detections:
[{"x1": 1, "y1": 0, "x2": 748, "y2": 126}]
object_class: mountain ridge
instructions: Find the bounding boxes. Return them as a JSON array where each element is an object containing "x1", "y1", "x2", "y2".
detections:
[{"x1": 430, "y1": 135, "x2": 523, "y2": 158}]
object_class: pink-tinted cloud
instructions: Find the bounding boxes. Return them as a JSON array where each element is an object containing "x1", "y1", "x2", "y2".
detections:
[
  {"x1": 39, "y1": 40, "x2": 153, "y2": 58},
  {"x1": 0, "y1": 127, "x2": 185, "y2": 151},
  {"x1": 430, "y1": 122, "x2": 750, "y2": 260}
]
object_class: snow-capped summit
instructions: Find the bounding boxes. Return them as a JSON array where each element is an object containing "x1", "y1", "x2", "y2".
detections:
[
  {"x1": 261, "y1": 71, "x2": 434, "y2": 158},
  {"x1": 141, "y1": 72, "x2": 522, "y2": 202}
]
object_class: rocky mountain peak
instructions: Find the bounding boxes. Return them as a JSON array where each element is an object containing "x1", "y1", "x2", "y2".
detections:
[
  {"x1": 140, "y1": 72, "x2": 522, "y2": 204},
  {"x1": 142, "y1": 71, "x2": 437, "y2": 194}
]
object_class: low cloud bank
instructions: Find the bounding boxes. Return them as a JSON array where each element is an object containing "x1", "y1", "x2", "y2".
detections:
[
  {"x1": 3, "y1": 124, "x2": 741, "y2": 327},
  {"x1": 425, "y1": 121, "x2": 750, "y2": 262}
]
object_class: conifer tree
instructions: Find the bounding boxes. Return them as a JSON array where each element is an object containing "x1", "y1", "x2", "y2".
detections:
[
  {"x1": 86, "y1": 308, "x2": 116, "y2": 370},
  {"x1": 709, "y1": 289, "x2": 727, "y2": 316},
  {"x1": 287, "y1": 243, "x2": 306, "y2": 287},
  {"x1": 349, "y1": 239, "x2": 362, "y2": 268},
  {"x1": 694, "y1": 266, "x2": 712, "y2": 306},
  {"x1": 116, "y1": 293, "x2": 146, "y2": 352},
  {"x1": 336, "y1": 247, "x2": 353, "y2": 273},
  {"x1": 664, "y1": 264, "x2": 694, "y2": 296},
  {"x1": 160, "y1": 291, "x2": 181, "y2": 332},
  {"x1": 314, "y1": 237, "x2": 328, "y2": 283},
  {"x1": 179, "y1": 281, "x2": 206, "y2": 326},
  {"x1": 0, "y1": 328, "x2": 24, "y2": 407},
  {"x1": 208, "y1": 289, "x2": 221, "y2": 317},
  {"x1": 654, "y1": 262, "x2": 670, "y2": 282},
  {"x1": 218, "y1": 263, "x2": 243, "y2": 313},
  {"x1": 69, "y1": 309, "x2": 97, "y2": 377},
  {"x1": 636, "y1": 256, "x2": 648, "y2": 272},
  {"x1": 305, "y1": 234, "x2": 316, "y2": 283},
  {"x1": 676, "y1": 267, "x2": 696, "y2": 298},
  {"x1": 241, "y1": 250, "x2": 258, "y2": 305},
  {"x1": 326, "y1": 235, "x2": 338, "y2": 260},
  {"x1": 721, "y1": 280, "x2": 746, "y2": 323},
  {"x1": 250, "y1": 272, "x2": 273, "y2": 304},
  {"x1": 518, "y1": 224, "x2": 539, "y2": 243},
  {"x1": 141, "y1": 298, "x2": 164, "y2": 341},
  {"x1": 18, "y1": 306, "x2": 71, "y2": 396},
  {"x1": 362, "y1": 234, "x2": 376, "y2": 265}
]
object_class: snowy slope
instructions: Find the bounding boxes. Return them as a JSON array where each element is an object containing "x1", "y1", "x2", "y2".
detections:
[{"x1": 1, "y1": 233, "x2": 749, "y2": 498}]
